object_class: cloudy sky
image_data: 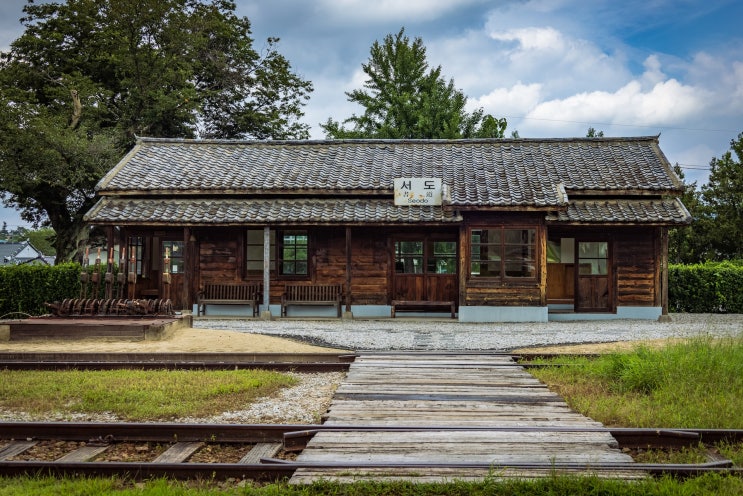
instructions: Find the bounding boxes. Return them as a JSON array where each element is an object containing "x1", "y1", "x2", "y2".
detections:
[{"x1": 1, "y1": 0, "x2": 742, "y2": 229}]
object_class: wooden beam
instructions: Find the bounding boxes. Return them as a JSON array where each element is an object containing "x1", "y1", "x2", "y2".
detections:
[
  {"x1": 183, "y1": 227, "x2": 191, "y2": 311},
  {"x1": 458, "y1": 224, "x2": 467, "y2": 308},
  {"x1": 263, "y1": 226, "x2": 271, "y2": 314},
  {"x1": 660, "y1": 227, "x2": 669, "y2": 316},
  {"x1": 345, "y1": 227, "x2": 352, "y2": 313}
]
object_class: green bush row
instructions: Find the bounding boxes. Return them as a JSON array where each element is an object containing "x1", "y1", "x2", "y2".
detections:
[
  {"x1": 0, "y1": 263, "x2": 124, "y2": 318},
  {"x1": 669, "y1": 261, "x2": 743, "y2": 313}
]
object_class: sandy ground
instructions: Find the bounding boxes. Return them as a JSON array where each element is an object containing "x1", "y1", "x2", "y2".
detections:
[
  {"x1": 0, "y1": 324, "x2": 693, "y2": 355},
  {"x1": 0, "y1": 327, "x2": 346, "y2": 354}
]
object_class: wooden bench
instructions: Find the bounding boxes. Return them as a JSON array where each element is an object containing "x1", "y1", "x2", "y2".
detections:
[
  {"x1": 281, "y1": 284, "x2": 343, "y2": 318},
  {"x1": 391, "y1": 300, "x2": 456, "y2": 319},
  {"x1": 197, "y1": 283, "x2": 262, "y2": 317}
]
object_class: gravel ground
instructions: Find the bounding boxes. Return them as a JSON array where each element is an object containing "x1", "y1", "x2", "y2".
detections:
[
  {"x1": 3, "y1": 313, "x2": 739, "y2": 425},
  {"x1": 0, "y1": 372, "x2": 344, "y2": 424},
  {"x1": 193, "y1": 313, "x2": 743, "y2": 351}
]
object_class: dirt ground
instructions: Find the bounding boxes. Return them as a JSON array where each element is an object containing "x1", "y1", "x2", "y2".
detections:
[
  {"x1": 0, "y1": 325, "x2": 684, "y2": 355},
  {"x1": 0, "y1": 327, "x2": 346, "y2": 354}
]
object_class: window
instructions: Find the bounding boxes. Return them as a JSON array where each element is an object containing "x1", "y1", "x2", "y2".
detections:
[
  {"x1": 128, "y1": 236, "x2": 144, "y2": 276},
  {"x1": 246, "y1": 229, "x2": 275, "y2": 277},
  {"x1": 278, "y1": 230, "x2": 308, "y2": 276},
  {"x1": 578, "y1": 241, "x2": 608, "y2": 275},
  {"x1": 162, "y1": 241, "x2": 184, "y2": 274},
  {"x1": 470, "y1": 227, "x2": 537, "y2": 280},
  {"x1": 429, "y1": 241, "x2": 456, "y2": 274},
  {"x1": 395, "y1": 241, "x2": 423, "y2": 273},
  {"x1": 395, "y1": 239, "x2": 456, "y2": 274}
]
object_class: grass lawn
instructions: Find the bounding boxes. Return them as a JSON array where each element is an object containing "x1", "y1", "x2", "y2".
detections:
[{"x1": 0, "y1": 369, "x2": 297, "y2": 420}]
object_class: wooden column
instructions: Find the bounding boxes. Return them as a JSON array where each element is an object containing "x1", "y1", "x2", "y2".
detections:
[
  {"x1": 344, "y1": 227, "x2": 352, "y2": 316},
  {"x1": 262, "y1": 226, "x2": 272, "y2": 319},
  {"x1": 183, "y1": 227, "x2": 191, "y2": 312},
  {"x1": 660, "y1": 227, "x2": 669, "y2": 317},
  {"x1": 458, "y1": 224, "x2": 467, "y2": 308},
  {"x1": 539, "y1": 223, "x2": 547, "y2": 307}
]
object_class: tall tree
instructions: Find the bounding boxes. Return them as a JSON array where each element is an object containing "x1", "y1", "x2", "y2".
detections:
[
  {"x1": 322, "y1": 28, "x2": 506, "y2": 139},
  {"x1": 0, "y1": 0, "x2": 313, "y2": 262},
  {"x1": 668, "y1": 165, "x2": 710, "y2": 263},
  {"x1": 701, "y1": 132, "x2": 743, "y2": 260}
]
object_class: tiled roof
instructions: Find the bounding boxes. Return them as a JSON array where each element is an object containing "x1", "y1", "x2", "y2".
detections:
[
  {"x1": 84, "y1": 198, "x2": 463, "y2": 225},
  {"x1": 96, "y1": 137, "x2": 683, "y2": 208},
  {"x1": 545, "y1": 198, "x2": 691, "y2": 224}
]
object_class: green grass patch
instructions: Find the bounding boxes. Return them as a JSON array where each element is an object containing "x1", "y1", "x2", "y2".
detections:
[
  {"x1": 2, "y1": 473, "x2": 743, "y2": 495},
  {"x1": 0, "y1": 369, "x2": 297, "y2": 420},
  {"x1": 530, "y1": 336, "x2": 743, "y2": 428}
]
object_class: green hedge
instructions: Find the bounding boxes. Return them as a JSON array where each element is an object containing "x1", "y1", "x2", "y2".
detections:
[
  {"x1": 0, "y1": 263, "x2": 123, "y2": 317},
  {"x1": 669, "y1": 261, "x2": 743, "y2": 313}
]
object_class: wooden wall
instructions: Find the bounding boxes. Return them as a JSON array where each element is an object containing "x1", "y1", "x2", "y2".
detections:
[
  {"x1": 138, "y1": 222, "x2": 661, "y2": 311},
  {"x1": 614, "y1": 228, "x2": 658, "y2": 306},
  {"x1": 547, "y1": 225, "x2": 660, "y2": 310}
]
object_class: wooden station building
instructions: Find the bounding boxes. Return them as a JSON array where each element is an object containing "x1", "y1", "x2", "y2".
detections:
[{"x1": 84, "y1": 136, "x2": 690, "y2": 322}]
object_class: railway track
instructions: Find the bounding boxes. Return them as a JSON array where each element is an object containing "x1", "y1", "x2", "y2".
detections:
[
  {"x1": 0, "y1": 351, "x2": 584, "y2": 372},
  {"x1": 0, "y1": 352, "x2": 356, "y2": 372},
  {"x1": 0, "y1": 422, "x2": 741, "y2": 481},
  {"x1": 1, "y1": 352, "x2": 741, "y2": 482}
]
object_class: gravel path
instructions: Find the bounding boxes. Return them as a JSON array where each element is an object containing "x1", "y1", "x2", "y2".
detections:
[{"x1": 193, "y1": 313, "x2": 742, "y2": 351}]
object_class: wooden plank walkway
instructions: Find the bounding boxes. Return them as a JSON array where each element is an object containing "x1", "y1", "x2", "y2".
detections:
[{"x1": 290, "y1": 353, "x2": 637, "y2": 483}]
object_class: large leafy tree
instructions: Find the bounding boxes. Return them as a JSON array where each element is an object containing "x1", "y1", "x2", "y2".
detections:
[
  {"x1": 669, "y1": 133, "x2": 743, "y2": 263},
  {"x1": 322, "y1": 28, "x2": 506, "y2": 139},
  {"x1": 0, "y1": 0, "x2": 313, "y2": 262},
  {"x1": 668, "y1": 165, "x2": 710, "y2": 263},
  {"x1": 701, "y1": 132, "x2": 743, "y2": 260}
]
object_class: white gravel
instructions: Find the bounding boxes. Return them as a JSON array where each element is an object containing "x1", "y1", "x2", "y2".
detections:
[{"x1": 193, "y1": 313, "x2": 743, "y2": 351}]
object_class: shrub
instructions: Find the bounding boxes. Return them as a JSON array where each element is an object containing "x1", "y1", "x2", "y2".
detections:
[
  {"x1": 669, "y1": 261, "x2": 743, "y2": 313},
  {"x1": 0, "y1": 263, "x2": 122, "y2": 317}
]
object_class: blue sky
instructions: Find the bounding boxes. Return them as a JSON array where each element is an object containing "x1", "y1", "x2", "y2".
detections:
[{"x1": 1, "y1": 0, "x2": 742, "y2": 230}]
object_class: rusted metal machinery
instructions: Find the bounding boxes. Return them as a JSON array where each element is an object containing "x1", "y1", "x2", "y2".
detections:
[{"x1": 45, "y1": 298, "x2": 174, "y2": 317}]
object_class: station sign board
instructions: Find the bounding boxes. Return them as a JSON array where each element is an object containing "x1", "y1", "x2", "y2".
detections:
[{"x1": 393, "y1": 178, "x2": 442, "y2": 206}]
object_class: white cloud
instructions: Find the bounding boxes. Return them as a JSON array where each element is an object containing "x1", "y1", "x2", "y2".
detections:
[
  {"x1": 489, "y1": 26, "x2": 565, "y2": 52},
  {"x1": 470, "y1": 82, "x2": 542, "y2": 116},
  {"x1": 316, "y1": 0, "x2": 486, "y2": 23},
  {"x1": 527, "y1": 78, "x2": 707, "y2": 127}
]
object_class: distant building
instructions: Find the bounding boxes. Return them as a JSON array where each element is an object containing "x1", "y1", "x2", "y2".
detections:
[{"x1": 0, "y1": 241, "x2": 50, "y2": 266}]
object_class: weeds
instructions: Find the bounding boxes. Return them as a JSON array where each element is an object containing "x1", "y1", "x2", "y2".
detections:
[
  {"x1": 0, "y1": 369, "x2": 297, "y2": 420},
  {"x1": 531, "y1": 336, "x2": 743, "y2": 428}
]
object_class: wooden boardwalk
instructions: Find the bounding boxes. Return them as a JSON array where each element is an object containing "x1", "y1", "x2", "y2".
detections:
[{"x1": 290, "y1": 353, "x2": 637, "y2": 483}]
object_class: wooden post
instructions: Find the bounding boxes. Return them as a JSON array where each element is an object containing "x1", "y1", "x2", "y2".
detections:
[
  {"x1": 539, "y1": 224, "x2": 547, "y2": 307},
  {"x1": 128, "y1": 248, "x2": 137, "y2": 300},
  {"x1": 458, "y1": 224, "x2": 467, "y2": 310},
  {"x1": 80, "y1": 246, "x2": 90, "y2": 298},
  {"x1": 659, "y1": 227, "x2": 671, "y2": 321},
  {"x1": 183, "y1": 227, "x2": 191, "y2": 312},
  {"x1": 344, "y1": 227, "x2": 353, "y2": 318},
  {"x1": 162, "y1": 247, "x2": 171, "y2": 302},
  {"x1": 261, "y1": 226, "x2": 272, "y2": 320},
  {"x1": 92, "y1": 247, "x2": 101, "y2": 298}
]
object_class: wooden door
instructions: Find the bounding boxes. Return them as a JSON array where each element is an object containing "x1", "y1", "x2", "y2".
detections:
[
  {"x1": 575, "y1": 241, "x2": 612, "y2": 312},
  {"x1": 392, "y1": 237, "x2": 457, "y2": 303}
]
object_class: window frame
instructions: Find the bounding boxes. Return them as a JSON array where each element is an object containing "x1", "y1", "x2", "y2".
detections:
[
  {"x1": 244, "y1": 228, "x2": 312, "y2": 280},
  {"x1": 469, "y1": 226, "x2": 539, "y2": 283},
  {"x1": 278, "y1": 229, "x2": 310, "y2": 278}
]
